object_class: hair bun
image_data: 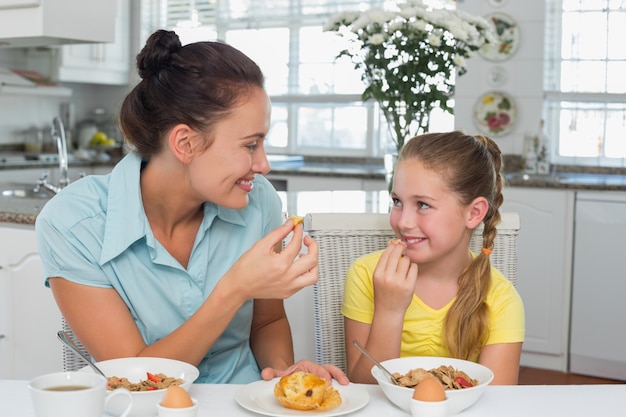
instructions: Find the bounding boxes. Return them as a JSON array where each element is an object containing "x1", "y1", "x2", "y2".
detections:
[{"x1": 136, "y1": 29, "x2": 182, "y2": 79}]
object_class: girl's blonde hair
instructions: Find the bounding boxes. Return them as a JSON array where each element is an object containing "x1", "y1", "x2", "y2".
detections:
[{"x1": 397, "y1": 131, "x2": 504, "y2": 360}]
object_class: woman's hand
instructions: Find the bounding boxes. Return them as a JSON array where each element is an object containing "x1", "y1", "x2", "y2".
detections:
[
  {"x1": 372, "y1": 240, "x2": 418, "y2": 314},
  {"x1": 260, "y1": 360, "x2": 350, "y2": 385},
  {"x1": 224, "y1": 220, "x2": 319, "y2": 302}
]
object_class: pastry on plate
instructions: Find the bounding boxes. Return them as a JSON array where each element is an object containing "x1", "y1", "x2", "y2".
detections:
[{"x1": 274, "y1": 371, "x2": 342, "y2": 411}]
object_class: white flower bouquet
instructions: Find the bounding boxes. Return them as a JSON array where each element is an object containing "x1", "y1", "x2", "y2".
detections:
[{"x1": 324, "y1": 1, "x2": 495, "y2": 150}]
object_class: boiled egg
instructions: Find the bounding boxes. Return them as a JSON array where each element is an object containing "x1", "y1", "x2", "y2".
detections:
[
  {"x1": 412, "y1": 376, "x2": 446, "y2": 402},
  {"x1": 160, "y1": 385, "x2": 194, "y2": 408}
]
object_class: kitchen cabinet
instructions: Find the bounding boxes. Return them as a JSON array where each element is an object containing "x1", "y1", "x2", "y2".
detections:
[
  {"x1": 46, "y1": 0, "x2": 130, "y2": 85},
  {"x1": 0, "y1": 0, "x2": 116, "y2": 48},
  {"x1": 570, "y1": 191, "x2": 626, "y2": 380},
  {"x1": 502, "y1": 187, "x2": 575, "y2": 372},
  {"x1": 0, "y1": 223, "x2": 62, "y2": 379}
]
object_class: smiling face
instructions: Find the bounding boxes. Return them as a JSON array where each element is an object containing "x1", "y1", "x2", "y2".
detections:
[
  {"x1": 185, "y1": 86, "x2": 272, "y2": 209},
  {"x1": 389, "y1": 159, "x2": 474, "y2": 265}
]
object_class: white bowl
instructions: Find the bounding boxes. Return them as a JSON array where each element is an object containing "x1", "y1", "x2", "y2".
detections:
[
  {"x1": 371, "y1": 356, "x2": 493, "y2": 415},
  {"x1": 80, "y1": 357, "x2": 199, "y2": 417}
]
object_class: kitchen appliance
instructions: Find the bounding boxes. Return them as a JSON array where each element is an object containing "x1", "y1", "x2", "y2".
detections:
[{"x1": 569, "y1": 191, "x2": 626, "y2": 380}]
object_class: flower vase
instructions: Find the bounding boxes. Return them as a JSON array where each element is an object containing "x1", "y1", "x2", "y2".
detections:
[
  {"x1": 383, "y1": 136, "x2": 401, "y2": 193},
  {"x1": 384, "y1": 150, "x2": 398, "y2": 192}
]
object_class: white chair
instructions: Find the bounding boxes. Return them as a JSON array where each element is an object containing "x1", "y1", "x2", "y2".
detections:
[
  {"x1": 303, "y1": 212, "x2": 520, "y2": 373},
  {"x1": 61, "y1": 317, "x2": 92, "y2": 372}
]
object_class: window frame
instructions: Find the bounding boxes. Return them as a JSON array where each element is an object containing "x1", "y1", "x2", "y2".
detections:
[
  {"x1": 140, "y1": 0, "x2": 455, "y2": 158},
  {"x1": 544, "y1": 0, "x2": 626, "y2": 167}
]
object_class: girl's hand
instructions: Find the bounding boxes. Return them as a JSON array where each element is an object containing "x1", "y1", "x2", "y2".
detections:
[
  {"x1": 260, "y1": 360, "x2": 350, "y2": 385},
  {"x1": 225, "y1": 220, "x2": 319, "y2": 301},
  {"x1": 372, "y1": 240, "x2": 418, "y2": 313}
]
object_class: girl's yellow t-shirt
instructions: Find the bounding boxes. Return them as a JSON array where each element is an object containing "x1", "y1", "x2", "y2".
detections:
[{"x1": 341, "y1": 250, "x2": 525, "y2": 361}]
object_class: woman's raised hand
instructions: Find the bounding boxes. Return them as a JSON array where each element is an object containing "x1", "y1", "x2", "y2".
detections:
[{"x1": 225, "y1": 219, "x2": 319, "y2": 301}]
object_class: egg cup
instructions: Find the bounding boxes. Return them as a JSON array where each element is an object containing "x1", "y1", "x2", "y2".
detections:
[
  {"x1": 157, "y1": 398, "x2": 199, "y2": 417},
  {"x1": 410, "y1": 397, "x2": 449, "y2": 417}
]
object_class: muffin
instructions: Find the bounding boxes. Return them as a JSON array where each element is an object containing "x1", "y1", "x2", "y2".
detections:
[{"x1": 273, "y1": 371, "x2": 341, "y2": 411}]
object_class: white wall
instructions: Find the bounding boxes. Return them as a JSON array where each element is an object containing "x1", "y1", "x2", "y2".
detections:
[{"x1": 455, "y1": 0, "x2": 545, "y2": 156}]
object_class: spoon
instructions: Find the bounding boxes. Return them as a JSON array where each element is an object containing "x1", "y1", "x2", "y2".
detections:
[
  {"x1": 352, "y1": 339, "x2": 400, "y2": 385},
  {"x1": 57, "y1": 330, "x2": 107, "y2": 378}
]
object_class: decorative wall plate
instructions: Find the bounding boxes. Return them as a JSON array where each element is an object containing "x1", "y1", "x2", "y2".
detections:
[
  {"x1": 473, "y1": 91, "x2": 516, "y2": 137},
  {"x1": 479, "y1": 12, "x2": 520, "y2": 62},
  {"x1": 487, "y1": 0, "x2": 508, "y2": 7},
  {"x1": 487, "y1": 66, "x2": 507, "y2": 86}
]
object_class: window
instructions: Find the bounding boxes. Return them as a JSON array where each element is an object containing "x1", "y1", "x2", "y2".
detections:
[
  {"x1": 545, "y1": 0, "x2": 626, "y2": 167},
  {"x1": 141, "y1": 0, "x2": 454, "y2": 158}
]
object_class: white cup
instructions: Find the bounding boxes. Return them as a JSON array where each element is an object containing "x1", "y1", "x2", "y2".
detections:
[{"x1": 28, "y1": 371, "x2": 134, "y2": 417}]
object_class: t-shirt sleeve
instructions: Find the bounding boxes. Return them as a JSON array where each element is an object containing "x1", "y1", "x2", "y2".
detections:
[
  {"x1": 486, "y1": 273, "x2": 525, "y2": 345},
  {"x1": 341, "y1": 251, "x2": 381, "y2": 324}
]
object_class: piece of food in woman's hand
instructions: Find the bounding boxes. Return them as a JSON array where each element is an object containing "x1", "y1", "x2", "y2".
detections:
[
  {"x1": 288, "y1": 215, "x2": 304, "y2": 227},
  {"x1": 274, "y1": 371, "x2": 342, "y2": 411}
]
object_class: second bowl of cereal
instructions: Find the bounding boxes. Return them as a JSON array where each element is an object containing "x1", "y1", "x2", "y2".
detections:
[
  {"x1": 371, "y1": 356, "x2": 493, "y2": 415},
  {"x1": 80, "y1": 357, "x2": 199, "y2": 417}
]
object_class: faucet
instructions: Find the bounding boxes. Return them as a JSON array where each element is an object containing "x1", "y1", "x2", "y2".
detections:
[{"x1": 33, "y1": 117, "x2": 70, "y2": 194}]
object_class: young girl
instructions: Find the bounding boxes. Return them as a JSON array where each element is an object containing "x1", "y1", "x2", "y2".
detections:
[{"x1": 342, "y1": 131, "x2": 524, "y2": 385}]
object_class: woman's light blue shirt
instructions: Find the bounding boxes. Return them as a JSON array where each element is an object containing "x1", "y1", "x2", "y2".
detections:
[{"x1": 35, "y1": 152, "x2": 284, "y2": 383}]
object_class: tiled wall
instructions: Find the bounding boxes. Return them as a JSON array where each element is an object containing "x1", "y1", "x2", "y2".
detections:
[{"x1": 455, "y1": 0, "x2": 545, "y2": 157}]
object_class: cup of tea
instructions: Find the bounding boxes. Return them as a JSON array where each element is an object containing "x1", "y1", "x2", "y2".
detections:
[{"x1": 28, "y1": 371, "x2": 133, "y2": 417}]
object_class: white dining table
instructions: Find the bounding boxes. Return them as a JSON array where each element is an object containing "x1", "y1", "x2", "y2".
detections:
[{"x1": 1, "y1": 379, "x2": 624, "y2": 417}]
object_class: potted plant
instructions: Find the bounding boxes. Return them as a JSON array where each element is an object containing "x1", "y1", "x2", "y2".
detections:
[{"x1": 324, "y1": 1, "x2": 495, "y2": 156}]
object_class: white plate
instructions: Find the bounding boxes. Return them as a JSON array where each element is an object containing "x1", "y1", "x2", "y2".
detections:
[
  {"x1": 235, "y1": 379, "x2": 369, "y2": 417},
  {"x1": 479, "y1": 12, "x2": 520, "y2": 62},
  {"x1": 473, "y1": 91, "x2": 517, "y2": 136}
]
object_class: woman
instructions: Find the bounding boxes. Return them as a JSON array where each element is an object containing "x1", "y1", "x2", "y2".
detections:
[
  {"x1": 36, "y1": 29, "x2": 347, "y2": 385},
  {"x1": 343, "y1": 131, "x2": 524, "y2": 384}
]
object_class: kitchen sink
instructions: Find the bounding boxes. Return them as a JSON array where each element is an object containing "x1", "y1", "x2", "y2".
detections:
[{"x1": 0, "y1": 183, "x2": 54, "y2": 199}]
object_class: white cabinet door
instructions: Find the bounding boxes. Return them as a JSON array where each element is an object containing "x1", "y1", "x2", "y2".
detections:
[
  {"x1": 0, "y1": 0, "x2": 116, "y2": 47},
  {"x1": 56, "y1": 0, "x2": 130, "y2": 85},
  {"x1": 502, "y1": 187, "x2": 575, "y2": 372},
  {"x1": 570, "y1": 191, "x2": 626, "y2": 380},
  {"x1": 0, "y1": 224, "x2": 62, "y2": 379}
]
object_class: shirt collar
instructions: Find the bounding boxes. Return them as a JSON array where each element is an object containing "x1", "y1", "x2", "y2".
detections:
[{"x1": 100, "y1": 152, "x2": 149, "y2": 263}]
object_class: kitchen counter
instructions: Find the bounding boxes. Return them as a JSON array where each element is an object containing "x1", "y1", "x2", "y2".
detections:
[{"x1": 503, "y1": 172, "x2": 626, "y2": 190}]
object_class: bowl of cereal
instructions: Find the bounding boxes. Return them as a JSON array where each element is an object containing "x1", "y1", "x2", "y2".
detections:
[
  {"x1": 80, "y1": 357, "x2": 199, "y2": 417},
  {"x1": 371, "y1": 356, "x2": 493, "y2": 415}
]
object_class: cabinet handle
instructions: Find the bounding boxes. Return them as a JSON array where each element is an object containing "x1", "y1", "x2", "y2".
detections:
[{"x1": 0, "y1": 335, "x2": 5, "y2": 339}]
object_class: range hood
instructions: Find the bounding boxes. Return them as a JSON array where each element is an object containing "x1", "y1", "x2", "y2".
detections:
[{"x1": 0, "y1": 0, "x2": 116, "y2": 48}]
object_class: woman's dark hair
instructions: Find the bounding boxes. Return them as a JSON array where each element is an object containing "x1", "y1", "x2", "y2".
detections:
[
  {"x1": 119, "y1": 30, "x2": 265, "y2": 158},
  {"x1": 398, "y1": 131, "x2": 504, "y2": 360}
]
